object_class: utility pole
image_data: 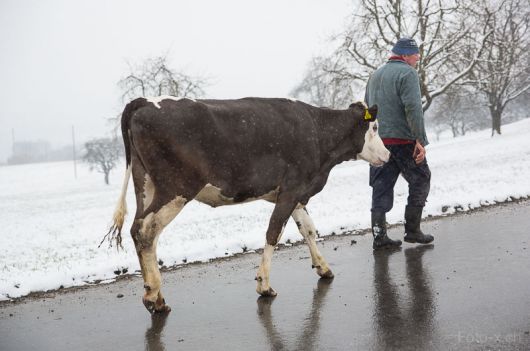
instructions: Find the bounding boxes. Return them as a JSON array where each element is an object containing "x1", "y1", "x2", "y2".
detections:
[
  {"x1": 11, "y1": 128, "x2": 16, "y2": 164},
  {"x1": 72, "y1": 125, "x2": 77, "y2": 179}
]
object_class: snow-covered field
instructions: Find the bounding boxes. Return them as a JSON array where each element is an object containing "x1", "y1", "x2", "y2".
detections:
[{"x1": 1, "y1": 118, "x2": 530, "y2": 300}]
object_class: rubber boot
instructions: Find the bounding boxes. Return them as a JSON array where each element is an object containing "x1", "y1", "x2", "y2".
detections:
[
  {"x1": 372, "y1": 211, "x2": 402, "y2": 250},
  {"x1": 404, "y1": 206, "x2": 434, "y2": 244}
]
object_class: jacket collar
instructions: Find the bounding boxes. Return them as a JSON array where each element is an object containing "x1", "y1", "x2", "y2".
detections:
[{"x1": 388, "y1": 55, "x2": 407, "y2": 63}]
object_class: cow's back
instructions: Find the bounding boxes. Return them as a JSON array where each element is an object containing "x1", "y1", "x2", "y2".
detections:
[{"x1": 128, "y1": 97, "x2": 321, "y2": 199}]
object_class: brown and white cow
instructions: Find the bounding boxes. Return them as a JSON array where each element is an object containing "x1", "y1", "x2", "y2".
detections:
[{"x1": 106, "y1": 96, "x2": 389, "y2": 314}]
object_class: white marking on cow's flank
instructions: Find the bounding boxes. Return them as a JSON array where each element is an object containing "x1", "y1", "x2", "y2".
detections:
[
  {"x1": 142, "y1": 174, "x2": 155, "y2": 210},
  {"x1": 195, "y1": 184, "x2": 278, "y2": 207},
  {"x1": 146, "y1": 95, "x2": 195, "y2": 109},
  {"x1": 153, "y1": 196, "x2": 187, "y2": 229},
  {"x1": 140, "y1": 196, "x2": 187, "y2": 238}
]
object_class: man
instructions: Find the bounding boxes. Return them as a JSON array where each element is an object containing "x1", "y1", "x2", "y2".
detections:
[{"x1": 365, "y1": 37, "x2": 434, "y2": 250}]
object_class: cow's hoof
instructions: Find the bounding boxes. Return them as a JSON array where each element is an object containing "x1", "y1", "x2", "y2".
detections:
[
  {"x1": 257, "y1": 287, "x2": 277, "y2": 297},
  {"x1": 143, "y1": 297, "x2": 172, "y2": 314},
  {"x1": 317, "y1": 268, "x2": 334, "y2": 279}
]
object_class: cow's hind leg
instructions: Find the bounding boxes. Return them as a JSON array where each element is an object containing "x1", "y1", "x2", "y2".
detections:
[
  {"x1": 131, "y1": 193, "x2": 187, "y2": 314},
  {"x1": 256, "y1": 194, "x2": 298, "y2": 297},
  {"x1": 291, "y1": 206, "x2": 334, "y2": 279}
]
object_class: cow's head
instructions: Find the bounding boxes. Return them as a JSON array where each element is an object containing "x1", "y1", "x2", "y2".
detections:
[{"x1": 350, "y1": 103, "x2": 390, "y2": 167}]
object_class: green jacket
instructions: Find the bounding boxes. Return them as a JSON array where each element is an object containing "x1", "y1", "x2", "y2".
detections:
[{"x1": 365, "y1": 59, "x2": 429, "y2": 146}]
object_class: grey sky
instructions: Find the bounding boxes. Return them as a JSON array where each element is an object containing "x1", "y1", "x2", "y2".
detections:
[{"x1": 0, "y1": 0, "x2": 353, "y2": 163}]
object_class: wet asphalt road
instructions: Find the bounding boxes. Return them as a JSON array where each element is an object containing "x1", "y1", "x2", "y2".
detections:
[{"x1": 1, "y1": 201, "x2": 529, "y2": 351}]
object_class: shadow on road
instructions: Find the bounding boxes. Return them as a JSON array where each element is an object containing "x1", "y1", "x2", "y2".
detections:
[
  {"x1": 373, "y1": 245, "x2": 436, "y2": 350},
  {"x1": 256, "y1": 278, "x2": 333, "y2": 351},
  {"x1": 145, "y1": 313, "x2": 168, "y2": 351}
]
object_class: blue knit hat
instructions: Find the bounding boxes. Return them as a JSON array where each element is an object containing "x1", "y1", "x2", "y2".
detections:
[{"x1": 392, "y1": 37, "x2": 419, "y2": 55}]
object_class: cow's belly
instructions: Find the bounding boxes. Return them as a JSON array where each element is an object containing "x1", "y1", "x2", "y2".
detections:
[{"x1": 194, "y1": 184, "x2": 278, "y2": 207}]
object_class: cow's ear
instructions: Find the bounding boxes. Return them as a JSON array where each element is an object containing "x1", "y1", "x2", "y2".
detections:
[{"x1": 364, "y1": 105, "x2": 377, "y2": 122}]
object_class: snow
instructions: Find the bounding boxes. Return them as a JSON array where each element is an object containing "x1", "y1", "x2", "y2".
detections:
[{"x1": 1, "y1": 118, "x2": 530, "y2": 300}]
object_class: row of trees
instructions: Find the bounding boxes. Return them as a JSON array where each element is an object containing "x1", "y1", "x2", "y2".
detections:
[
  {"x1": 291, "y1": 0, "x2": 530, "y2": 136},
  {"x1": 85, "y1": 0, "x2": 529, "y2": 184}
]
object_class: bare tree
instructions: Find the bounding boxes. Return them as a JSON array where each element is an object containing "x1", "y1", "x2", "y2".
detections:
[
  {"x1": 290, "y1": 56, "x2": 360, "y2": 108},
  {"x1": 427, "y1": 86, "x2": 488, "y2": 137},
  {"x1": 305, "y1": 0, "x2": 492, "y2": 112},
  {"x1": 109, "y1": 55, "x2": 209, "y2": 134},
  {"x1": 469, "y1": 0, "x2": 530, "y2": 135},
  {"x1": 505, "y1": 83, "x2": 530, "y2": 122},
  {"x1": 83, "y1": 138, "x2": 122, "y2": 185},
  {"x1": 118, "y1": 55, "x2": 208, "y2": 103}
]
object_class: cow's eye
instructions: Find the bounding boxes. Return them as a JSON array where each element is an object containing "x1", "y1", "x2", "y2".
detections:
[{"x1": 373, "y1": 124, "x2": 378, "y2": 132}]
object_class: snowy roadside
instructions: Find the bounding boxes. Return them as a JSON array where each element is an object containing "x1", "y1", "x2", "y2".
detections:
[{"x1": 1, "y1": 118, "x2": 529, "y2": 300}]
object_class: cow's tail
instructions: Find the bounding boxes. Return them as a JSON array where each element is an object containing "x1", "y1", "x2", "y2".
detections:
[{"x1": 100, "y1": 98, "x2": 150, "y2": 250}]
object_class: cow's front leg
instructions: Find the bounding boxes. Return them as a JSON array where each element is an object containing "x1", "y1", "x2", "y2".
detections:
[
  {"x1": 256, "y1": 196, "x2": 298, "y2": 296},
  {"x1": 291, "y1": 206, "x2": 334, "y2": 279},
  {"x1": 256, "y1": 244, "x2": 277, "y2": 296}
]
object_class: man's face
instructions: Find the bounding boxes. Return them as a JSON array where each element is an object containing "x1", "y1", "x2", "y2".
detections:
[{"x1": 403, "y1": 53, "x2": 420, "y2": 68}]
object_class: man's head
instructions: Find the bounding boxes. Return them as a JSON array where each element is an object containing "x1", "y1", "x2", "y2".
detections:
[{"x1": 392, "y1": 37, "x2": 420, "y2": 67}]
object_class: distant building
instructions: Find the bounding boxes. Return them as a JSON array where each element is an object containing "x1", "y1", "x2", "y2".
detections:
[{"x1": 7, "y1": 141, "x2": 76, "y2": 165}]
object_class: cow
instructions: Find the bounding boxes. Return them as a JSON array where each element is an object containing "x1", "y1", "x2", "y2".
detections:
[{"x1": 106, "y1": 96, "x2": 390, "y2": 314}]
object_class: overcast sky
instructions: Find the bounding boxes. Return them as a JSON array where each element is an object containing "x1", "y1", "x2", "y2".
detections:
[{"x1": 0, "y1": 0, "x2": 354, "y2": 163}]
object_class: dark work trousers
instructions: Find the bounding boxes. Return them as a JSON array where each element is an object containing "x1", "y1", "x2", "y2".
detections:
[{"x1": 370, "y1": 144, "x2": 431, "y2": 213}]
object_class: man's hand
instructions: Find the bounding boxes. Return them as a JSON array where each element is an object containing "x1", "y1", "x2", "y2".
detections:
[{"x1": 413, "y1": 140, "x2": 425, "y2": 164}]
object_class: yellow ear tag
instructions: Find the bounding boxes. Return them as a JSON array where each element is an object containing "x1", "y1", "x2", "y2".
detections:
[{"x1": 364, "y1": 109, "x2": 372, "y2": 120}]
